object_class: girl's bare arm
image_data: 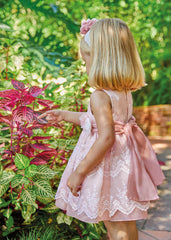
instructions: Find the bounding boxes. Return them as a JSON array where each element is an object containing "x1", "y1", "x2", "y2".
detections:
[
  {"x1": 67, "y1": 90, "x2": 115, "y2": 196},
  {"x1": 76, "y1": 90, "x2": 115, "y2": 174},
  {"x1": 61, "y1": 111, "x2": 84, "y2": 125},
  {"x1": 38, "y1": 110, "x2": 85, "y2": 125}
]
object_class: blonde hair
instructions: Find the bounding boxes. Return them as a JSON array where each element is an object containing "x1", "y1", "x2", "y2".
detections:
[{"x1": 80, "y1": 18, "x2": 146, "y2": 91}]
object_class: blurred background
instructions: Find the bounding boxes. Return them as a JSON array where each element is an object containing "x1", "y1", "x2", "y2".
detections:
[{"x1": 0, "y1": 0, "x2": 170, "y2": 105}]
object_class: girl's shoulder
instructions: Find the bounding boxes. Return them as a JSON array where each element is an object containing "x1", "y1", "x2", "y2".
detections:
[
  {"x1": 90, "y1": 89, "x2": 111, "y2": 109},
  {"x1": 91, "y1": 89, "x2": 132, "y2": 100}
]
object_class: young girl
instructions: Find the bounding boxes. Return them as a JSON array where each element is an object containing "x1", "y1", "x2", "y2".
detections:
[{"x1": 39, "y1": 18, "x2": 165, "y2": 240}]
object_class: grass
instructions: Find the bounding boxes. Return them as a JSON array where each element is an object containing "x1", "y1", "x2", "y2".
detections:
[{"x1": 7, "y1": 226, "x2": 57, "y2": 240}]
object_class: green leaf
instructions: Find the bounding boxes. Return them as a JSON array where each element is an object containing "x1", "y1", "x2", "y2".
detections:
[
  {"x1": 64, "y1": 215, "x2": 73, "y2": 225},
  {"x1": 0, "y1": 198, "x2": 11, "y2": 208},
  {"x1": 36, "y1": 195, "x2": 53, "y2": 204},
  {"x1": 84, "y1": 237, "x2": 91, "y2": 240},
  {"x1": 0, "y1": 23, "x2": 12, "y2": 31},
  {"x1": 0, "y1": 136, "x2": 11, "y2": 143},
  {"x1": 82, "y1": 229, "x2": 89, "y2": 235},
  {"x1": 0, "y1": 184, "x2": 9, "y2": 197},
  {"x1": 2, "y1": 230, "x2": 10, "y2": 237},
  {"x1": 6, "y1": 216, "x2": 14, "y2": 229},
  {"x1": 40, "y1": 201, "x2": 58, "y2": 213},
  {"x1": 37, "y1": 165, "x2": 57, "y2": 179},
  {"x1": 3, "y1": 208, "x2": 12, "y2": 218},
  {"x1": 56, "y1": 211, "x2": 65, "y2": 224},
  {"x1": 25, "y1": 165, "x2": 38, "y2": 177},
  {"x1": 89, "y1": 231, "x2": 100, "y2": 239},
  {"x1": 2, "y1": 227, "x2": 19, "y2": 237},
  {"x1": 21, "y1": 205, "x2": 36, "y2": 223},
  {"x1": 34, "y1": 179, "x2": 54, "y2": 198},
  {"x1": 11, "y1": 174, "x2": 29, "y2": 188},
  {"x1": 20, "y1": 188, "x2": 37, "y2": 208},
  {"x1": 14, "y1": 202, "x2": 21, "y2": 210},
  {"x1": 14, "y1": 153, "x2": 30, "y2": 170},
  {"x1": 0, "y1": 170, "x2": 15, "y2": 185},
  {"x1": 25, "y1": 165, "x2": 57, "y2": 179},
  {"x1": 0, "y1": 162, "x2": 3, "y2": 178}
]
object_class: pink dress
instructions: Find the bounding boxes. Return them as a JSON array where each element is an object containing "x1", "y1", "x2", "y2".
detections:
[{"x1": 55, "y1": 90, "x2": 165, "y2": 223}]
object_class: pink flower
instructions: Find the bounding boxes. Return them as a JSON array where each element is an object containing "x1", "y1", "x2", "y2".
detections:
[{"x1": 80, "y1": 18, "x2": 97, "y2": 35}]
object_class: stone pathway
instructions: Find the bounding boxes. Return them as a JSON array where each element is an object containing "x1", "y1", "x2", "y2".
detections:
[{"x1": 138, "y1": 230, "x2": 171, "y2": 240}]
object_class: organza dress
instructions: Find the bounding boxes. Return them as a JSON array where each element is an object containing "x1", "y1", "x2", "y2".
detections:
[{"x1": 55, "y1": 90, "x2": 165, "y2": 223}]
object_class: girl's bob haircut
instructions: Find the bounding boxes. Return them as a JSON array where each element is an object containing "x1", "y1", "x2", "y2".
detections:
[{"x1": 80, "y1": 18, "x2": 146, "y2": 91}]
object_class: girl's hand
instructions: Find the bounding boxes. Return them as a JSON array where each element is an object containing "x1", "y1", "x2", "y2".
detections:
[
  {"x1": 37, "y1": 110, "x2": 63, "y2": 124},
  {"x1": 67, "y1": 170, "x2": 85, "y2": 197}
]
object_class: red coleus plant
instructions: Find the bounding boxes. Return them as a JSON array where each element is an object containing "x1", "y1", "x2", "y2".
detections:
[
  {"x1": 0, "y1": 79, "x2": 61, "y2": 169},
  {"x1": 0, "y1": 80, "x2": 68, "y2": 236}
]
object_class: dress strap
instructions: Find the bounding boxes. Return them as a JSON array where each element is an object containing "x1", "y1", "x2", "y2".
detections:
[{"x1": 101, "y1": 89, "x2": 114, "y2": 110}]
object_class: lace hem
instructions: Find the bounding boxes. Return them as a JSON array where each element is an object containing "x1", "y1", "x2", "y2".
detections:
[{"x1": 55, "y1": 189, "x2": 150, "y2": 220}]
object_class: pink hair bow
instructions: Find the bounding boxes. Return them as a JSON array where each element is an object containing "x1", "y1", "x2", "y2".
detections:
[{"x1": 80, "y1": 18, "x2": 97, "y2": 35}]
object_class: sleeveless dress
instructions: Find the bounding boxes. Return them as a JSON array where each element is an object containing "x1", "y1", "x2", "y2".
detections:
[{"x1": 55, "y1": 90, "x2": 165, "y2": 223}]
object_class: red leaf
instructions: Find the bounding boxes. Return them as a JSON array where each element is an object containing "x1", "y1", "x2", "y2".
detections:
[
  {"x1": 22, "y1": 94, "x2": 35, "y2": 105},
  {"x1": 0, "y1": 89, "x2": 21, "y2": 100},
  {"x1": 37, "y1": 99, "x2": 54, "y2": 108},
  {"x1": 0, "y1": 113, "x2": 12, "y2": 125},
  {"x1": 22, "y1": 144, "x2": 35, "y2": 158},
  {"x1": 29, "y1": 86, "x2": 43, "y2": 97},
  {"x1": 23, "y1": 128, "x2": 33, "y2": 137},
  {"x1": 0, "y1": 98, "x2": 19, "y2": 111},
  {"x1": 36, "y1": 200, "x2": 46, "y2": 209},
  {"x1": 33, "y1": 112, "x2": 48, "y2": 124},
  {"x1": 35, "y1": 150, "x2": 57, "y2": 160},
  {"x1": 32, "y1": 114, "x2": 61, "y2": 129},
  {"x1": 31, "y1": 122, "x2": 47, "y2": 129},
  {"x1": 11, "y1": 79, "x2": 25, "y2": 90},
  {"x1": 31, "y1": 143, "x2": 52, "y2": 151},
  {"x1": 4, "y1": 150, "x2": 13, "y2": 154},
  {"x1": 13, "y1": 106, "x2": 34, "y2": 123},
  {"x1": 43, "y1": 84, "x2": 49, "y2": 91},
  {"x1": 158, "y1": 160, "x2": 165, "y2": 166},
  {"x1": 50, "y1": 104, "x2": 60, "y2": 110},
  {"x1": 32, "y1": 136, "x2": 51, "y2": 140},
  {"x1": 2, "y1": 154, "x2": 11, "y2": 160},
  {"x1": 0, "y1": 99, "x2": 18, "y2": 111},
  {"x1": 5, "y1": 163, "x2": 16, "y2": 170},
  {"x1": 1, "y1": 127, "x2": 10, "y2": 130},
  {"x1": 30, "y1": 158, "x2": 47, "y2": 165},
  {"x1": 5, "y1": 101, "x2": 16, "y2": 111}
]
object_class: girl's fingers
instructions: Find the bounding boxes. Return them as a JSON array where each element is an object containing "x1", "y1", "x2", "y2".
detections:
[
  {"x1": 77, "y1": 185, "x2": 82, "y2": 191},
  {"x1": 72, "y1": 189, "x2": 79, "y2": 197},
  {"x1": 37, "y1": 112, "x2": 49, "y2": 119},
  {"x1": 71, "y1": 185, "x2": 81, "y2": 197}
]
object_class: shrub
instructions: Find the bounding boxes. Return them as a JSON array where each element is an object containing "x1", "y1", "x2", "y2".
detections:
[{"x1": 0, "y1": 80, "x2": 62, "y2": 237}]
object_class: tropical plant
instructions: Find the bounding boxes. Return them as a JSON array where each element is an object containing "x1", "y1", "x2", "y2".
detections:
[
  {"x1": 7, "y1": 226, "x2": 57, "y2": 240},
  {"x1": 0, "y1": 80, "x2": 62, "y2": 237}
]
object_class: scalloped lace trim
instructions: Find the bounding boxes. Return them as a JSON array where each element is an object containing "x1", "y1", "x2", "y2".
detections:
[{"x1": 55, "y1": 188, "x2": 150, "y2": 219}]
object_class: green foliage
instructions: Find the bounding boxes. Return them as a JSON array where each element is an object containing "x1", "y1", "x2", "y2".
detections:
[
  {"x1": 14, "y1": 153, "x2": 30, "y2": 170},
  {"x1": 4, "y1": 211, "x2": 107, "y2": 240},
  {"x1": 7, "y1": 226, "x2": 58, "y2": 240},
  {"x1": 0, "y1": 170, "x2": 15, "y2": 185},
  {"x1": 0, "y1": 0, "x2": 170, "y2": 106},
  {"x1": 57, "y1": 211, "x2": 73, "y2": 225}
]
